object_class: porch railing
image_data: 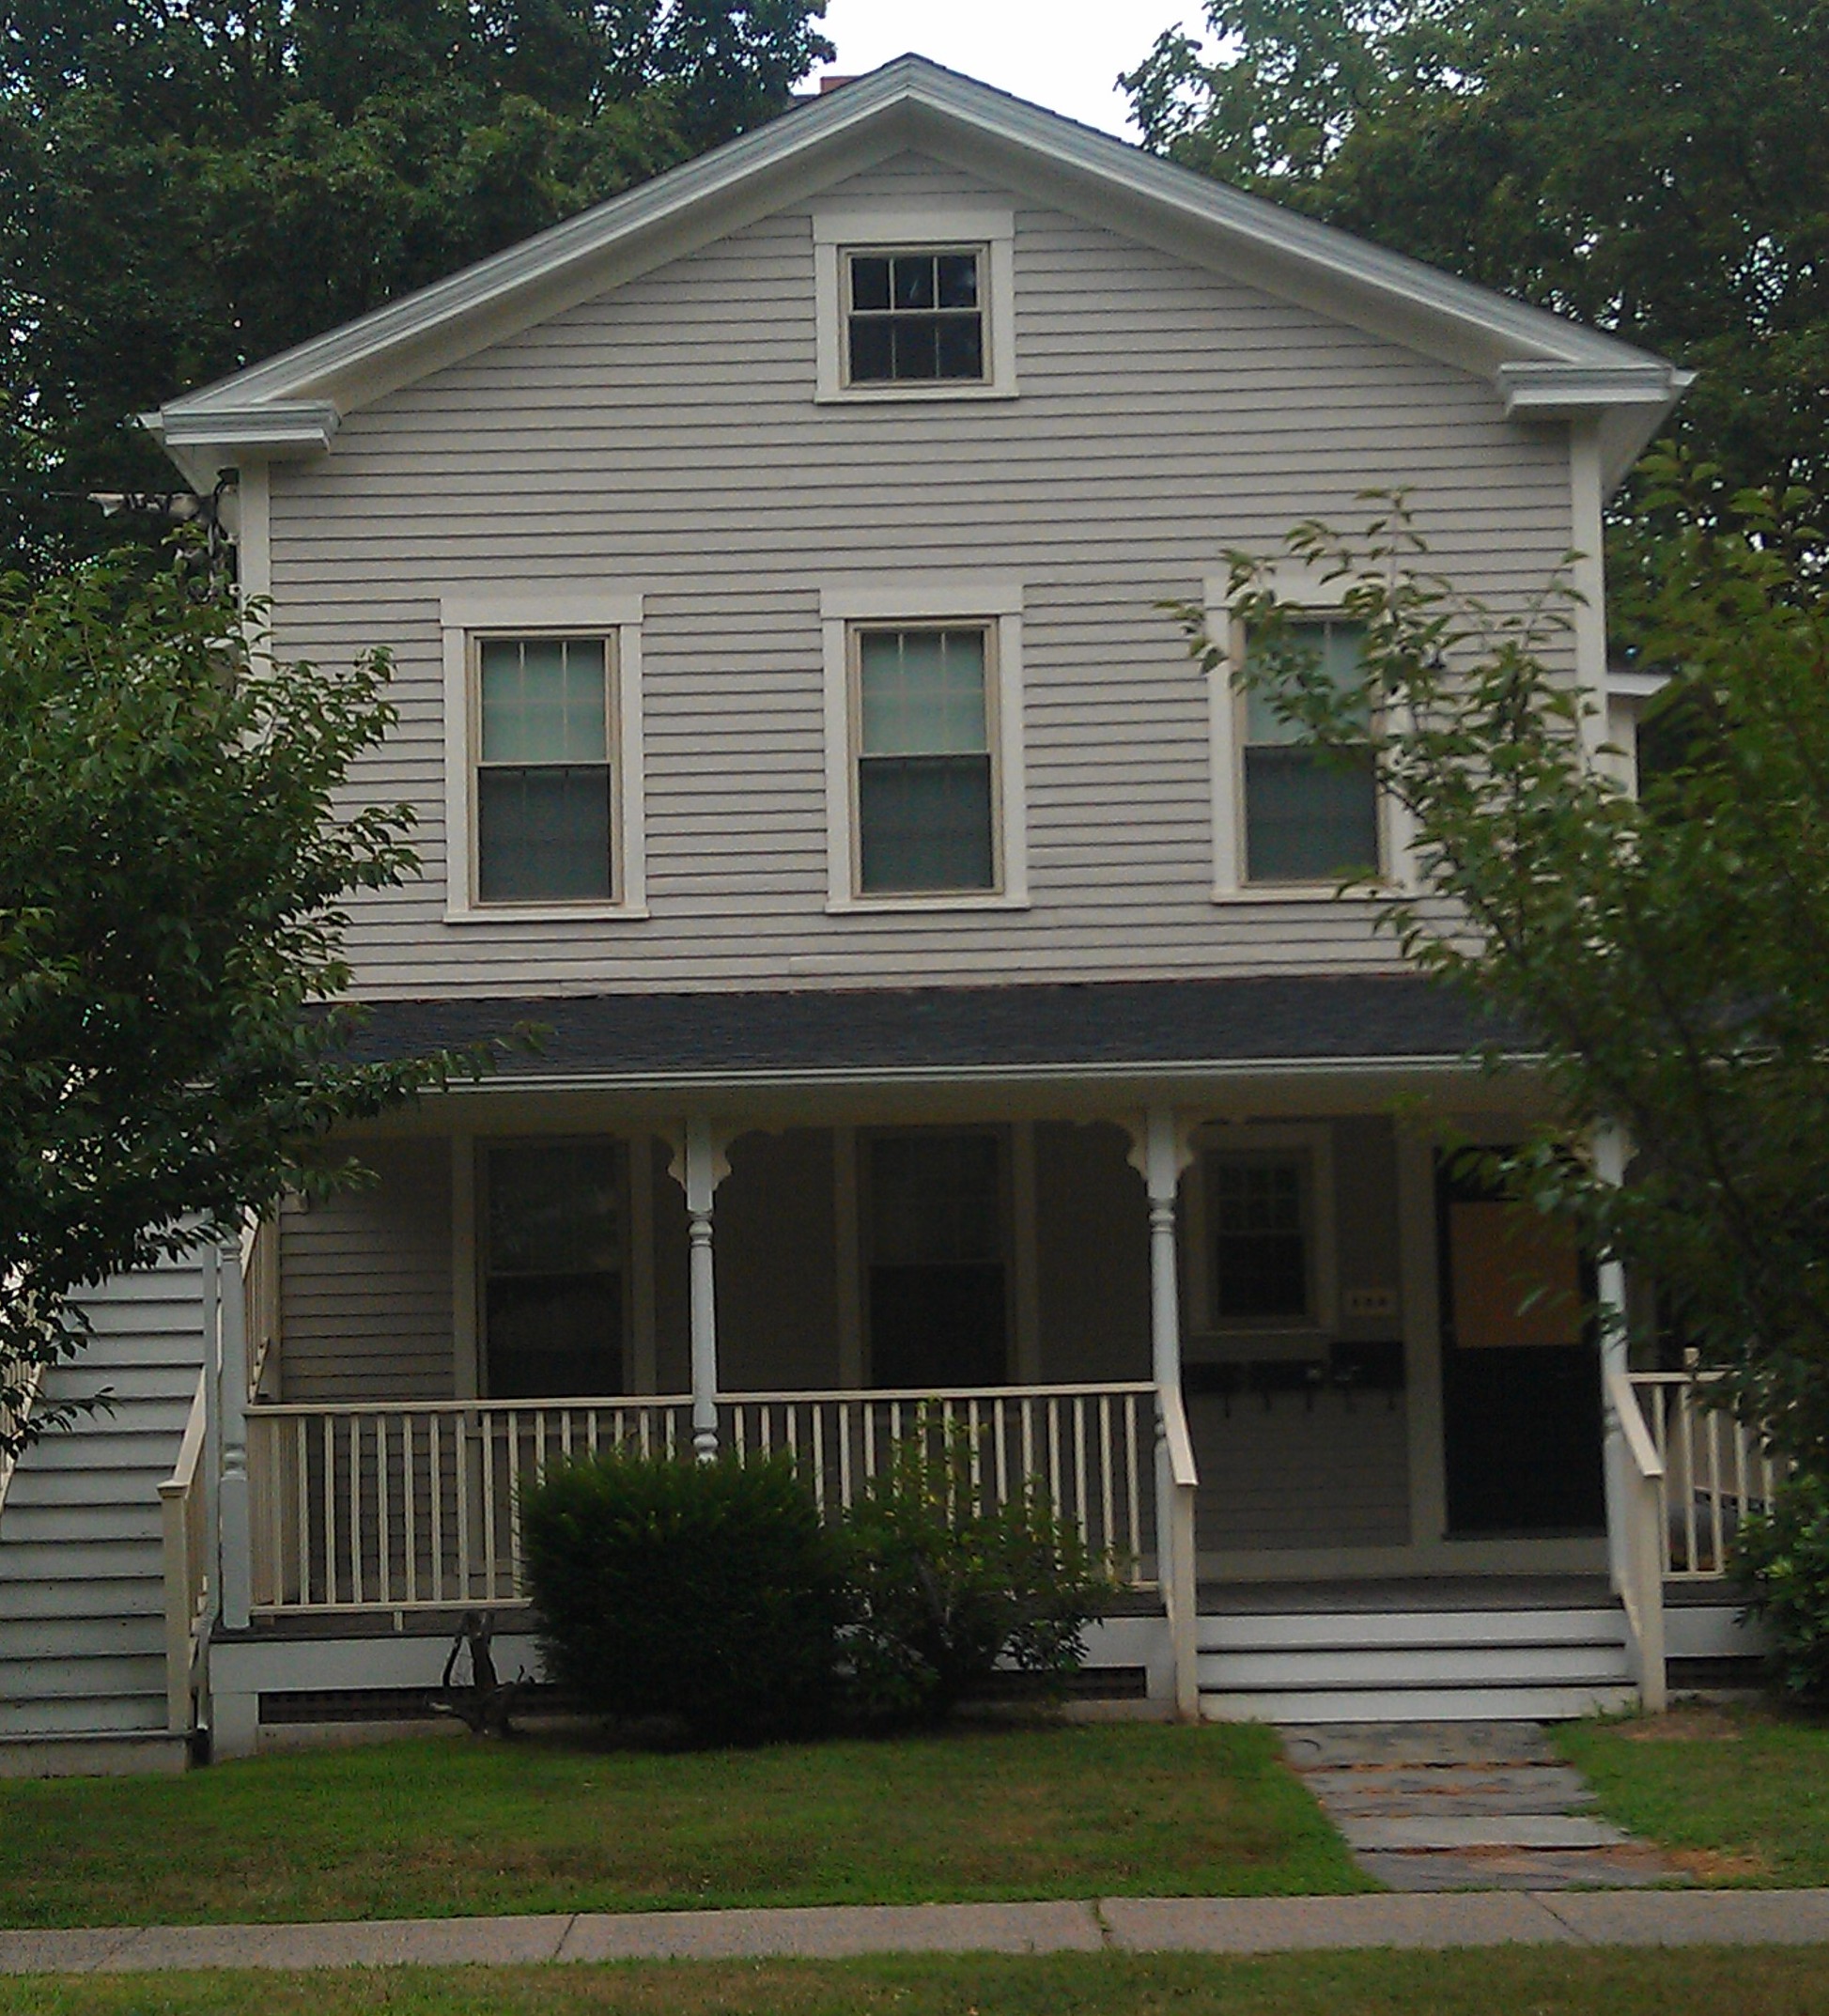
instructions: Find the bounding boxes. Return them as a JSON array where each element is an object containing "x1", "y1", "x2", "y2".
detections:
[
  {"x1": 1627, "y1": 1369, "x2": 1785, "y2": 1580},
  {"x1": 247, "y1": 1382, "x2": 1164, "y2": 1616},
  {"x1": 158, "y1": 1368, "x2": 211, "y2": 1735}
]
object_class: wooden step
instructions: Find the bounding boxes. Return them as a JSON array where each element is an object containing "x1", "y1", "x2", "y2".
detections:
[
  {"x1": 0, "y1": 1538, "x2": 164, "y2": 1585},
  {"x1": 0, "y1": 1731, "x2": 190, "y2": 1778},
  {"x1": 0, "y1": 1576, "x2": 166, "y2": 1622},
  {"x1": 1199, "y1": 1642, "x2": 1631, "y2": 1691},
  {"x1": 0, "y1": 1652, "x2": 169, "y2": 1703},
  {"x1": 5, "y1": 1465, "x2": 170, "y2": 1508},
  {"x1": 1202, "y1": 1684, "x2": 1638, "y2": 1724},
  {"x1": 1196, "y1": 1607, "x2": 1626, "y2": 1653},
  {"x1": 0, "y1": 1690, "x2": 170, "y2": 1737},
  {"x1": 0, "y1": 1500, "x2": 163, "y2": 1545},
  {"x1": 0, "y1": 1614, "x2": 164, "y2": 1660}
]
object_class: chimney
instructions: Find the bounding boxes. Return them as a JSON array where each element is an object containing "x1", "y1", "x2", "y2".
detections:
[{"x1": 818, "y1": 74, "x2": 857, "y2": 93}]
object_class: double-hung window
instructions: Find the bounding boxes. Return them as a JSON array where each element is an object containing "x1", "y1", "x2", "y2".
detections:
[
  {"x1": 866, "y1": 1129, "x2": 1008, "y2": 1388},
  {"x1": 855, "y1": 626, "x2": 996, "y2": 893},
  {"x1": 484, "y1": 1140, "x2": 626, "y2": 1399},
  {"x1": 475, "y1": 636, "x2": 613, "y2": 903},
  {"x1": 1206, "y1": 571, "x2": 1387, "y2": 894},
  {"x1": 821, "y1": 578, "x2": 1028, "y2": 910},
  {"x1": 845, "y1": 249, "x2": 984, "y2": 385},
  {"x1": 441, "y1": 591, "x2": 645, "y2": 920}
]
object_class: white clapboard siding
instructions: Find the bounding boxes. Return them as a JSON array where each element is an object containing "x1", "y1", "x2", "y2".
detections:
[
  {"x1": 265, "y1": 152, "x2": 1578, "y2": 1001},
  {"x1": 0, "y1": 1255, "x2": 208, "y2": 1758},
  {"x1": 278, "y1": 1141, "x2": 454, "y2": 1403}
]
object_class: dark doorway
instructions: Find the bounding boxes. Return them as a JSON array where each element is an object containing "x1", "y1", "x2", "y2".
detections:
[{"x1": 1437, "y1": 1153, "x2": 1604, "y2": 1535}]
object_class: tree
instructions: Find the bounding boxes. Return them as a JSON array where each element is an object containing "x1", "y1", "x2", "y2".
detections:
[
  {"x1": 1172, "y1": 464, "x2": 1829, "y2": 1470},
  {"x1": 0, "y1": 554, "x2": 472, "y2": 1454},
  {"x1": 0, "y1": 0, "x2": 833, "y2": 573},
  {"x1": 1124, "y1": 3, "x2": 1829, "y2": 546}
]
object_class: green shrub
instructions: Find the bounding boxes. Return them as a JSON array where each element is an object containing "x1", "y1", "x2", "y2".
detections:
[
  {"x1": 519, "y1": 1450, "x2": 846, "y2": 1745},
  {"x1": 1735, "y1": 1465, "x2": 1829, "y2": 1701},
  {"x1": 839, "y1": 1420, "x2": 1115, "y2": 1725}
]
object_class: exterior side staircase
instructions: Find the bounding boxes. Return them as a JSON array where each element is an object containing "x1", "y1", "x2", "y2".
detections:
[
  {"x1": 0, "y1": 1256, "x2": 208, "y2": 1775},
  {"x1": 1196, "y1": 1579, "x2": 1636, "y2": 1723}
]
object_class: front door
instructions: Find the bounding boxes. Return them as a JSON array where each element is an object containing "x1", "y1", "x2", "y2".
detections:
[{"x1": 1437, "y1": 1154, "x2": 1604, "y2": 1535}]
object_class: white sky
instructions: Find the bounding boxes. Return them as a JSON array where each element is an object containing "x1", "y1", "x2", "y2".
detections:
[{"x1": 809, "y1": 1, "x2": 1205, "y2": 139}]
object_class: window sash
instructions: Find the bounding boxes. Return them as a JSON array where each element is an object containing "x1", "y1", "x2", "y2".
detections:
[
  {"x1": 483, "y1": 1141, "x2": 627, "y2": 1399},
  {"x1": 1209, "y1": 1155, "x2": 1313, "y2": 1323},
  {"x1": 844, "y1": 246, "x2": 987, "y2": 386},
  {"x1": 473, "y1": 633, "x2": 617, "y2": 905},
  {"x1": 1238, "y1": 617, "x2": 1379, "y2": 885}
]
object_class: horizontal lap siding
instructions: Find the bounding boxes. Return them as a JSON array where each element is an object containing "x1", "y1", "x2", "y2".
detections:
[
  {"x1": 278, "y1": 1143, "x2": 453, "y2": 1402},
  {"x1": 270, "y1": 152, "x2": 1574, "y2": 999}
]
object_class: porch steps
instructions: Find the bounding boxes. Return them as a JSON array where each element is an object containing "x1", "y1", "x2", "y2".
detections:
[
  {"x1": 1196, "y1": 1599, "x2": 1635, "y2": 1723},
  {"x1": 0, "y1": 1258, "x2": 208, "y2": 1762}
]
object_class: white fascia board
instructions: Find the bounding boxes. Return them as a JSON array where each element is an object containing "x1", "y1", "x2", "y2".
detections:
[
  {"x1": 1499, "y1": 361, "x2": 1695, "y2": 491},
  {"x1": 140, "y1": 401, "x2": 341, "y2": 491},
  {"x1": 147, "y1": 56, "x2": 1683, "y2": 458},
  {"x1": 1607, "y1": 665, "x2": 1671, "y2": 701}
]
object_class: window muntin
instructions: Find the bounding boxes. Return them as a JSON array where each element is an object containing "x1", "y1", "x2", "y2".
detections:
[
  {"x1": 484, "y1": 1141, "x2": 625, "y2": 1398},
  {"x1": 845, "y1": 248, "x2": 984, "y2": 386},
  {"x1": 1240, "y1": 617, "x2": 1379, "y2": 885},
  {"x1": 1210, "y1": 1156, "x2": 1312, "y2": 1323},
  {"x1": 474, "y1": 636, "x2": 613, "y2": 904},
  {"x1": 866, "y1": 1131, "x2": 1007, "y2": 1388},
  {"x1": 854, "y1": 625, "x2": 997, "y2": 894}
]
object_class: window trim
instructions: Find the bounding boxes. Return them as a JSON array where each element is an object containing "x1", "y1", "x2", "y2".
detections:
[
  {"x1": 1202, "y1": 567, "x2": 1407, "y2": 900},
  {"x1": 813, "y1": 201, "x2": 1017, "y2": 403},
  {"x1": 821, "y1": 576, "x2": 1029, "y2": 912},
  {"x1": 441, "y1": 590, "x2": 646, "y2": 923},
  {"x1": 1186, "y1": 1123, "x2": 1339, "y2": 1342}
]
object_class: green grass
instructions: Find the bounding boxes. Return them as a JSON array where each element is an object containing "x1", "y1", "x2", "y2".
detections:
[
  {"x1": 0, "y1": 1722, "x2": 1370, "y2": 1929},
  {"x1": 5, "y1": 1950, "x2": 1829, "y2": 2016},
  {"x1": 1558, "y1": 1702, "x2": 1829, "y2": 1884}
]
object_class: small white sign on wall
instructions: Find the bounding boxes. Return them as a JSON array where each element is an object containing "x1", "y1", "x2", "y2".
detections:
[{"x1": 1343, "y1": 1286, "x2": 1400, "y2": 1321}]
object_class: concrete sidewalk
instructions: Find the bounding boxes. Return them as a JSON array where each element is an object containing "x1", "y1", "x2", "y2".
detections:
[{"x1": 3, "y1": 1890, "x2": 1829, "y2": 1973}]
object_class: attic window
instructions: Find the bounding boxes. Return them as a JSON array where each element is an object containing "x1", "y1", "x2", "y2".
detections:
[{"x1": 845, "y1": 249, "x2": 984, "y2": 384}]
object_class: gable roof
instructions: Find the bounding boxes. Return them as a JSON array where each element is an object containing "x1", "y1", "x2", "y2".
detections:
[{"x1": 146, "y1": 54, "x2": 1688, "y2": 494}]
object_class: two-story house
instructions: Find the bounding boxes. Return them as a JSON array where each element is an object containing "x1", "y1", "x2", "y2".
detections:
[{"x1": 0, "y1": 57, "x2": 1764, "y2": 1774}]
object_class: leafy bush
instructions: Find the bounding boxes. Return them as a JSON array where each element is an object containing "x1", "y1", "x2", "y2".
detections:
[
  {"x1": 520, "y1": 1450, "x2": 846, "y2": 1745},
  {"x1": 838, "y1": 1421, "x2": 1115, "y2": 1725},
  {"x1": 1737, "y1": 1466, "x2": 1829, "y2": 1702}
]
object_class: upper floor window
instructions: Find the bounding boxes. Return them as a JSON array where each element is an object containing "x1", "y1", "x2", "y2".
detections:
[
  {"x1": 855, "y1": 625, "x2": 996, "y2": 893},
  {"x1": 820, "y1": 576, "x2": 1029, "y2": 912},
  {"x1": 845, "y1": 249, "x2": 984, "y2": 385},
  {"x1": 813, "y1": 201, "x2": 1016, "y2": 402},
  {"x1": 476, "y1": 636, "x2": 613, "y2": 903},
  {"x1": 1240, "y1": 617, "x2": 1379, "y2": 885},
  {"x1": 441, "y1": 590, "x2": 646, "y2": 923}
]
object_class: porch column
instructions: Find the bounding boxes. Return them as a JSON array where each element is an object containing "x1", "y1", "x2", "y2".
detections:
[
  {"x1": 670, "y1": 1119, "x2": 730, "y2": 1463},
  {"x1": 1135, "y1": 1109, "x2": 1190, "y2": 1391}
]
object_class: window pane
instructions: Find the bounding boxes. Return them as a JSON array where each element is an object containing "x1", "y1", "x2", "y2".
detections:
[
  {"x1": 1244, "y1": 746, "x2": 1378, "y2": 882},
  {"x1": 480, "y1": 637, "x2": 607, "y2": 764},
  {"x1": 936, "y1": 315, "x2": 984, "y2": 378},
  {"x1": 848, "y1": 318, "x2": 894, "y2": 381},
  {"x1": 850, "y1": 255, "x2": 891, "y2": 311},
  {"x1": 487, "y1": 1276, "x2": 624, "y2": 1399},
  {"x1": 891, "y1": 317, "x2": 941, "y2": 380},
  {"x1": 936, "y1": 253, "x2": 979, "y2": 309},
  {"x1": 859, "y1": 754, "x2": 995, "y2": 892},
  {"x1": 488, "y1": 1143, "x2": 623, "y2": 1275},
  {"x1": 1246, "y1": 620, "x2": 1366, "y2": 745},
  {"x1": 477, "y1": 765, "x2": 612, "y2": 901},
  {"x1": 891, "y1": 255, "x2": 937, "y2": 309},
  {"x1": 859, "y1": 628, "x2": 987, "y2": 756},
  {"x1": 870, "y1": 1133, "x2": 1001, "y2": 1265}
]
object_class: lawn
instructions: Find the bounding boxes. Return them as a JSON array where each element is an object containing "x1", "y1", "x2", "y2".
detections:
[
  {"x1": 0, "y1": 1722, "x2": 1369, "y2": 1929},
  {"x1": 1558, "y1": 1702, "x2": 1829, "y2": 1885},
  {"x1": 5, "y1": 1950, "x2": 1829, "y2": 2016}
]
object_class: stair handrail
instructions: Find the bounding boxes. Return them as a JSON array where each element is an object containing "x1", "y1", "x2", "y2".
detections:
[
  {"x1": 1156, "y1": 1380, "x2": 1201, "y2": 1721},
  {"x1": 1604, "y1": 1366, "x2": 1668, "y2": 1713},
  {"x1": 241, "y1": 1215, "x2": 281, "y2": 1403},
  {"x1": 158, "y1": 1366, "x2": 210, "y2": 1738}
]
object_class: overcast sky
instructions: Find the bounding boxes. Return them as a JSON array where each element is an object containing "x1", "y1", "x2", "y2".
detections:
[{"x1": 809, "y1": 2, "x2": 1205, "y2": 139}]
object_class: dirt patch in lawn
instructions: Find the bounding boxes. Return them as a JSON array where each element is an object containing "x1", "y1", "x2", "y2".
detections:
[{"x1": 1617, "y1": 1706, "x2": 1744, "y2": 1742}]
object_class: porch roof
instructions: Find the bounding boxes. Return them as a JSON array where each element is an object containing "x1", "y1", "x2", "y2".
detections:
[{"x1": 337, "y1": 975, "x2": 1519, "y2": 1088}]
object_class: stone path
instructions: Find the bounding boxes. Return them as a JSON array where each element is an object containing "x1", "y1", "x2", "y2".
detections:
[
  {"x1": 4, "y1": 1892, "x2": 1829, "y2": 1973},
  {"x1": 1280, "y1": 1721, "x2": 1681, "y2": 1891}
]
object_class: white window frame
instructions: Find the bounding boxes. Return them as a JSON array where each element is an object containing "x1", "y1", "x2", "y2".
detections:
[
  {"x1": 1185, "y1": 1122, "x2": 1339, "y2": 1346},
  {"x1": 821, "y1": 576, "x2": 1029, "y2": 913},
  {"x1": 1203, "y1": 566, "x2": 1411, "y2": 900},
  {"x1": 441, "y1": 590, "x2": 646, "y2": 923},
  {"x1": 813, "y1": 200, "x2": 1017, "y2": 404}
]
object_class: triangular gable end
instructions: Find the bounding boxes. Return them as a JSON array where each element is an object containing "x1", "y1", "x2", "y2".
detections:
[{"x1": 146, "y1": 54, "x2": 1689, "y2": 496}]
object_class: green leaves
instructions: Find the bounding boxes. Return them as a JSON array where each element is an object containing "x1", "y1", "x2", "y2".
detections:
[{"x1": 0, "y1": 558, "x2": 469, "y2": 1445}]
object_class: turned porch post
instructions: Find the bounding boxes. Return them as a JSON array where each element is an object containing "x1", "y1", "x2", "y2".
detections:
[
  {"x1": 216, "y1": 1234, "x2": 253, "y2": 1631},
  {"x1": 1595, "y1": 1122, "x2": 1632, "y2": 1593},
  {"x1": 673, "y1": 1118, "x2": 730, "y2": 1463}
]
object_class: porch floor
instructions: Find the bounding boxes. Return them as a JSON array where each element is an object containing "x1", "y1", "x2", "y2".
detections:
[{"x1": 1197, "y1": 1574, "x2": 1616, "y2": 1615}]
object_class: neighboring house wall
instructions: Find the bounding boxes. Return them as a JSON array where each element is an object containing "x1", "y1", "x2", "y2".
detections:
[
  {"x1": 277, "y1": 1142, "x2": 454, "y2": 1402},
  {"x1": 267, "y1": 151, "x2": 1577, "y2": 1000}
]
